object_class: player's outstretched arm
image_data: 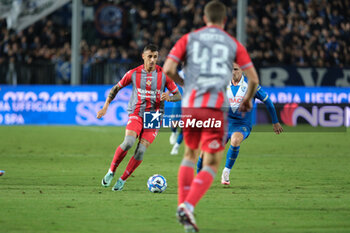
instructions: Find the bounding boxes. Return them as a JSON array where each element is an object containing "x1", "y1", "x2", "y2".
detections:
[
  {"x1": 161, "y1": 90, "x2": 182, "y2": 102},
  {"x1": 96, "y1": 84, "x2": 122, "y2": 119},
  {"x1": 239, "y1": 67, "x2": 259, "y2": 112},
  {"x1": 163, "y1": 59, "x2": 184, "y2": 86}
]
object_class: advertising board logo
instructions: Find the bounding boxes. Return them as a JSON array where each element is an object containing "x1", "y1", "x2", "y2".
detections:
[
  {"x1": 280, "y1": 104, "x2": 347, "y2": 127},
  {"x1": 280, "y1": 103, "x2": 299, "y2": 126}
]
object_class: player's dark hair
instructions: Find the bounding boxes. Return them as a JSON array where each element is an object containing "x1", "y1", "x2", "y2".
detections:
[
  {"x1": 143, "y1": 44, "x2": 158, "y2": 53},
  {"x1": 204, "y1": 1, "x2": 227, "y2": 24}
]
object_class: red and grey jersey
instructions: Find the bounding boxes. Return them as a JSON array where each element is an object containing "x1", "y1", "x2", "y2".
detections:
[
  {"x1": 167, "y1": 25, "x2": 253, "y2": 110},
  {"x1": 117, "y1": 64, "x2": 178, "y2": 118}
]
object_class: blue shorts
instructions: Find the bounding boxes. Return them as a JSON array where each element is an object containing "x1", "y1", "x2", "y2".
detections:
[{"x1": 226, "y1": 124, "x2": 251, "y2": 143}]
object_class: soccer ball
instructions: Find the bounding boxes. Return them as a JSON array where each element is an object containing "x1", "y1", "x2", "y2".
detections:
[{"x1": 147, "y1": 174, "x2": 167, "y2": 193}]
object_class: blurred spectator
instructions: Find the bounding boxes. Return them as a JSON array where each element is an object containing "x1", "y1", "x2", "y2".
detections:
[{"x1": 0, "y1": 0, "x2": 349, "y2": 84}]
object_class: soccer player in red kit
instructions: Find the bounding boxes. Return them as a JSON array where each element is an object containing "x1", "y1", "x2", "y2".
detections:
[
  {"x1": 97, "y1": 44, "x2": 181, "y2": 191},
  {"x1": 163, "y1": 1, "x2": 260, "y2": 231}
]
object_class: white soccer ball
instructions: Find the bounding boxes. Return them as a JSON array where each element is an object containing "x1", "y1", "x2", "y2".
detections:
[{"x1": 147, "y1": 174, "x2": 167, "y2": 193}]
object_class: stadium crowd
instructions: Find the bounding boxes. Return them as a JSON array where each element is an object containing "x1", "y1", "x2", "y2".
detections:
[{"x1": 0, "y1": 0, "x2": 349, "y2": 84}]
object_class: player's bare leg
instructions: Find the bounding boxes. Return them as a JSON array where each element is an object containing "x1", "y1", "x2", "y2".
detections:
[
  {"x1": 113, "y1": 137, "x2": 151, "y2": 191},
  {"x1": 102, "y1": 130, "x2": 137, "y2": 187},
  {"x1": 221, "y1": 132, "x2": 243, "y2": 185}
]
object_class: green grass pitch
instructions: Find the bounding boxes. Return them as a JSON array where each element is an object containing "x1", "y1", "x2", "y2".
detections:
[{"x1": 0, "y1": 126, "x2": 349, "y2": 233}]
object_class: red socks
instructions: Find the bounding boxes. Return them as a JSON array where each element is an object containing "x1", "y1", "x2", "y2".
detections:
[
  {"x1": 178, "y1": 165, "x2": 195, "y2": 205},
  {"x1": 110, "y1": 146, "x2": 128, "y2": 173},
  {"x1": 109, "y1": 146, "x2": 143, "y2": 181},
  {"x1": 185, "y1": 169, "x2": 214, "y2": 207},
  {"x1": 120, "y1": 156, "x2": 142, "y2": 181}
]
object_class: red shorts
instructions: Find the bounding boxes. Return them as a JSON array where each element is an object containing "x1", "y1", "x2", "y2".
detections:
[
  {"x1": 126, "y1": 114, "x2": 159, "y2": 144},
  {"x1": 182, "y1": 108, "x2": 227, "y2": 153}
]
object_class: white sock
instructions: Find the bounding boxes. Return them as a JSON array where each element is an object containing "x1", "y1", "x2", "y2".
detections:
[
  {"x1": 184, "y1": 201, "x2": 194, "y2": 213},
  {"x1": 108, "y1": 169, "x2": 114, "y2": 174},
  {"x1": 119, "y1": 177, "x2": 126, "y2": 182},
  {"x1": 223, "y1": 167, "x2": 231, "y2": 174}
]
